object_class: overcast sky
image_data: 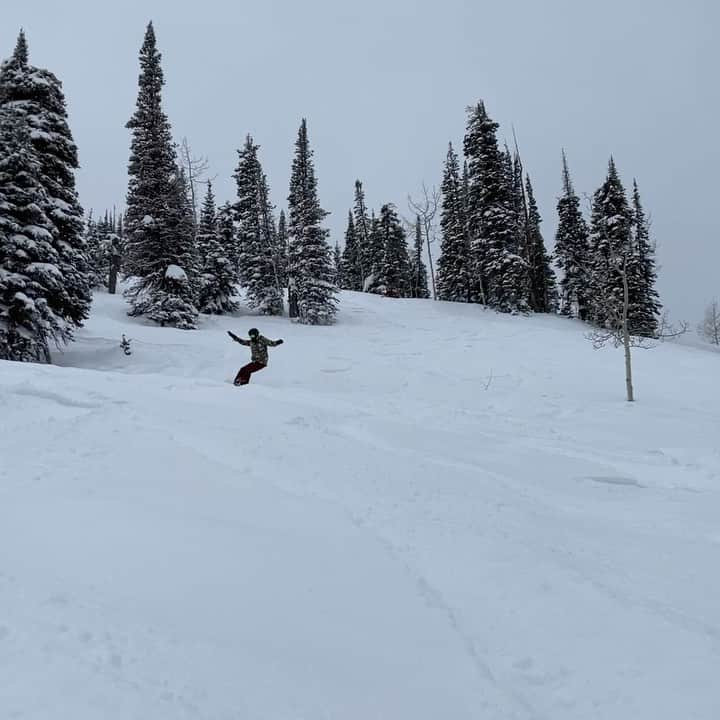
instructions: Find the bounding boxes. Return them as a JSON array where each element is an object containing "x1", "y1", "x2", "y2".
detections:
[{"x1": 2, "y1": 0, "x2": 717, "y2": 321}]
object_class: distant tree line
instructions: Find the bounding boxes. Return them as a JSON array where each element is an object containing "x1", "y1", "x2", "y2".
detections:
[
  {"x1": 120, "y1": 23, "x2": 337, "y2": 330},
  {"x1": 339, "y1": 101, "x2": 662, "y2": 341},
  {"x1": 1, "y1": 23, "x2": 692, "y2": 366}
]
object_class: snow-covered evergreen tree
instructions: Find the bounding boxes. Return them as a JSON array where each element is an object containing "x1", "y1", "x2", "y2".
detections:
[
  {"x1": 410, "y1": 216, "x2": 430, "y2": 299},
  {"x1": 364, "y1": 208, "x2": 386, "y2": 295},
  {"x1": 84, "y1": 211, "x2": 120, "y2": 289},
  {"x1": 339, "y1": 210, "x2": 362, "y2": 291},
  {"x1": 524, "y1": 176, "x2": 557, "y2": 313},
  {"x1": 123, "y1": 23, "x2": 198, "y2": 329},
  {"x1": 287, "y1": 119, "x2": 337, "y2": 324},
  {"x1": 437, "y1": 142, "x2": 471, "y2": 302},
  {"x1": 197, "y1": 182, "x2": 239, "y2": 314},
  {"x1": 196, "y1": 182, "x2": 216, "y2": 267},
  {"x1": 233, "y1": 135, "x2": 283, "y2": 315},
  {"x1": 84, "y1": 213, "x2": 102, "y2": 288},
  {"x1": 587, "y1": 157, "x2": 634, "y2": 328},
  {"x1": 463, "y1": 102, "x2": 529, "y2": 312},
  {"x1": 333, "y1": 242, "x2": 342, "y2": 286},
  {"x1": 629, "y1": 180, "x2": 660, "y2": 336},
  {"x1": 0, "y1": 31, "x2": 92, "y2": 337},
  {"x1": 554, "y1": 151, "x2": 590, "y2": 319},
  {"x1": 376, "y1": 204, "x2": 411, "y2": 298},
  {"x1": 275, "y1": 210, "x2": 289, "y2": 288},
  {"x1": 217, "y1": 202, "x2": 239, "y2": 273},
  {"x1": 0, "y1": 109, "x2": 67, "y2": 361},
  {"x1": 510, "y1": 152, "x2": 525, "y2": 230},
  {"x1": 354, "y1": 180, "x2": 378, "y2": 291}
]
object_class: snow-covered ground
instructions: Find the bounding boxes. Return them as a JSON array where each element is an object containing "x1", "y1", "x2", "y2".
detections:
[{"x1": 2, "y1": 290, "x2": 719, "y2": 720}]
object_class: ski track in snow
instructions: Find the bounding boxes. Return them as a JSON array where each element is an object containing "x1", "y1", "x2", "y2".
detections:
[{"x1": 2, "y1": 290, "x2": 720, "y2": 719}]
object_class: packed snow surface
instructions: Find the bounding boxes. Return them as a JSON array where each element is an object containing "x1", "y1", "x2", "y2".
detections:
[{"x1": 2, "y1": 290, "x2": 719, "y2": 719}]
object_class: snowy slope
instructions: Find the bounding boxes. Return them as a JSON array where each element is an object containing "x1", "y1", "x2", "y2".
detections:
[{"x1": 1, "y1": 291, "x2": 719, "y2": 720}]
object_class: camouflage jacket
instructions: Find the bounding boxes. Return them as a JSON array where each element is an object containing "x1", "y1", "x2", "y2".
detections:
[{"x1": 234, "y1": 335, "x2": 281, "y2": 365}]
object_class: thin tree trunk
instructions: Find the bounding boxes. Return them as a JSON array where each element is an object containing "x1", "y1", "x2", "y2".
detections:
[
  {"x1": 622, "y1": 259, "x2": 634, "y2": 402},
  {"x1": 108, "y1": 254, "x2": 120, "y2": 294},
  {"x1": 512, "y1": 138, "x2": 536, "y2": 310},
  {"x1": 423, "y1": 217, "x2": 437, "y2": 300}
]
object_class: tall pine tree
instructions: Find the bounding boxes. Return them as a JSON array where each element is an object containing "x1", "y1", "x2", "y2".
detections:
[
  {"x1": 437, "y1": 142, "x2": 471, "y2": 302},
  {"x1": 354, "y1": 180, "x2": 380, "y2": 291},
  {"x1": 217, "y1": 202, "x2": 240, "y2": 273},
  {"x1": 629, "y1": 180, "x2": 660, "y2": 336},
  {"x1": 524, "y1": 176, "x2": 557, "y2": 313},
  {"x1": 197, "y1": 181, "x2": 239, "y2": 314},
  {"x1": 339, "y1": 210, "x2": 362, "y2": 291},
  {"x1": 333, "y1": 242, "x2": 342, "y2": 286},
  {"x1": 275, "y1": 209, "x2": 289, "y2": 288},
  {"x1": 123, "y1": 23, "x2": 198, "y2": 328},
  {"x1": 410, "y1": 216, "x2": 430, "y2": 299},
  {"x1": 376, "y1": 204, "x2": 411, "y2": 298},
  {"x1": 0, "y1": 31, "x2": 92, "y2": 349},
  {"x1": 464, "y1": 102, "x2": 529, "y2": 312},
  {"x1": 287, "y1": 119, "x2": 337, "y2": 324},
  {"x1": 554, "y1": 151, "x2": 590, "y2": 319},
  {"x1": 233, "y1": 135, "x2": 283, "y2": 315},
  {"x1": 587, "y1": 157, "x2": 633, "y2": 328},
  {"x1": 0, "y1": 109, "x2": 67, "y2": 361}
]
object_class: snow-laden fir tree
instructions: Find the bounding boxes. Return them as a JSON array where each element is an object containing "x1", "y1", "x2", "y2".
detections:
[
  {"x1": 233, "y1": 135, "x2": 283, "y2": 315},
  {"x1": 84, "y1": 213, "x2": 101, "y2": 288},
  {"x1": 354, "y1": 180, "x2": 377, "y2": 291},
  {"x1": 587, "y1": 157, "x2": 634, "y2": 328},
  {"x1": 195, "y1": 182, "x2": 217, "y2": 266},
  {"x1": 0, "y1": 109, "x2": 67, "y2": 361},
  {"x1": 365, "y1": 209, "x2": 386, "y2": 295},
  {"x1": 85, "y1": 210, "x2": 120, "y2": 289},
  {"x1": 410, "y1": 216, "x2": 430, "y2": 299},
  {"x1": 217, "y1": 202, "x2": 239, "y2": 273},
  {"x1": 503, "y1": 146, "x2": 523, "y2": 239},
  {"x1": 510, "y1": 152, "x2": 525, "y2": 231},
  {"x1": 197, "y1": 182, "x2": 239, "y2": 314},
  {"x1": 629, "y1": 180, "x2": 660, "y2": 336},
  {"x1": 123, "y1": 23, "x2": 198, "y2": 329},
  {"x1": 275, "y1": 209, "x2": 289, "y2": 288},
  {"x1": 554, "y1": 151, "x2": 590, "y2": 319},
  {"x1": 463, "y1": 102, "x2": 529, "y2": 312},
  {"x1": 376, "y1": 203, "x2": 411, "y2": 298},
  {"x1": 0, "y1": 31, "x2": 92, "y2": 336},
  {"x1": 339, "y1": 210, "x2": 362, "y2": 291},
  {"x1": 150, "y1": 167, "x2": 199, "y2": 326},
  {"x1": 333, "y1": 242, "x2": 342, "y2": 286},
  {"x1": 287, "y1": 119, "x2": 337, "y2": 324},
  {"x1": 437, "y1": 142, "x2": 471, "y2": 302},
  {"x1": 524, "y1": 176, "x2": 557, "y2": 313}
]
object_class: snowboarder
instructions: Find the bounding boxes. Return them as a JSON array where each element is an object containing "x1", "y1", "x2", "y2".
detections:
[{"x1": 228, "y1": 328, "x2": 284, "y2": 386}]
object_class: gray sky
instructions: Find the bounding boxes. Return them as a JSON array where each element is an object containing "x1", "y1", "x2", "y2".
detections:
[{"x1": 2, "y1": 0, "x2": 717, "y2": 322}]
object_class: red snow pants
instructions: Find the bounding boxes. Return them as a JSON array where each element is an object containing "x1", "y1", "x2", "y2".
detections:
[{"x1": 234, "y1": 361, "x2": 266, "y2": 386}]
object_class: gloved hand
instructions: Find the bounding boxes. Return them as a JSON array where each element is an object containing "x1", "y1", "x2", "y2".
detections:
[
  {"x1": 227, "y1": 331, "x2": 237, "y2": 341},
  {"x1": 277, "y1": 339, "x2": 284, "y2": 344}
]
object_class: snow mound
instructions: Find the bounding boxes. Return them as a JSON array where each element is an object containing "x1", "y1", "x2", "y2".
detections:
[{"x1": 164, "y1": 264, "x2": 187, "y2": 281}]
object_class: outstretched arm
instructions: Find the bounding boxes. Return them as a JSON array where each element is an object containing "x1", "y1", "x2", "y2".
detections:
[
  {"x1": 263, "y1": 337, "x2": 284, "y2": 347},
  {"x1": 228, "y1": 331, "x2": 250, "y2": 346}
]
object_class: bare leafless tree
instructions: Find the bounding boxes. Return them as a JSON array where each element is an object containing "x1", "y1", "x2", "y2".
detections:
[
  {"x1": 587, "y1": 252, "x2": 639, "y2": 401},
  {"x1": 587, "y1": 251, "x2": 686, "y2": 402},
  {"x1": 178, "y1": 137, "x2": 212, "y2": 226},
  {"x1": 407, "y1": 183, "x2": 440, "y2": 300},
  {"x1": 699, "y1": 299, "x2": 720, "y2": 345}
]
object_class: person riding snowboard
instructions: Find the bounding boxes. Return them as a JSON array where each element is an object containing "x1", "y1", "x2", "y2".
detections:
[{"x1": 228, "y1": 328, "x2": 284, "y2": 386}]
